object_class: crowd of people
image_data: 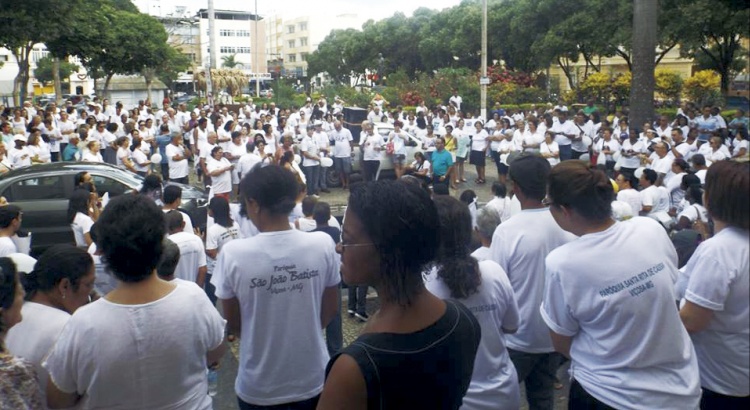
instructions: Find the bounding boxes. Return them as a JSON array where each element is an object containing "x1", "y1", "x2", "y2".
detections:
[{"x1": 0, "y1": 92, "x2": 748, "y2": 410}]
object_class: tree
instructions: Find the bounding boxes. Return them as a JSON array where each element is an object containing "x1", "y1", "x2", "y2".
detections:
[
  {"x1": 677, "y1": 0, "x2": 750, "y2": 94},
  {"x1": 629, "y1": 0, "x2": 658, "y2": 128},
  {"x1": 0, "y1": 0, "x2": 82, "y2": 105},
  {"x1": 195, "y1": 69, "x2": 248, "y2": 97},
  {"x1": 33, "y1": 56, "x2": 78, "y2": 85},
  {"x1": 221, "y1": 54, "x2": 242, "y2": 69},
  {"x1": 684, "y1": 70, "x2": 722, "y2": 107},
  {"x1": 654, "y1": 70, "x2": 683, "y2": 102}
]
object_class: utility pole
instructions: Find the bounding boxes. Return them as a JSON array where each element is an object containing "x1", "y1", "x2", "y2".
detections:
[
  {"x1": 480, "y1": 0, "x2": 488, "y2": 120},
  {"x1": 255, "y1": 0, "x2": 260, "y2": 99},
  {"x1": 207, "y1": 0, "x2": 216, "y2": 107}
]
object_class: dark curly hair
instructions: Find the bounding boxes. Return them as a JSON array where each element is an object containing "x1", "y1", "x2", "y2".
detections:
[
  {"x1": 98, "y1": 194, "x2": 165, "y2": 283},
  {"x1": 21, "y1": 245, "x2": 92, "y2": 302},
  {"x1": 548, "y1": 161, "x2": 614, "y2": 223},
  {"x1": 0, "y1": 257, "x2": 19, "y2": 352},
  {"x1": 347, "y1": 180, "x2": 439, "y2": 306},
  {"x1": 240, "y1": 165, "x2": 298, "y2": 216},
  {"x1": 432, "y1": 195, "x2": 481, "y2": 299}
]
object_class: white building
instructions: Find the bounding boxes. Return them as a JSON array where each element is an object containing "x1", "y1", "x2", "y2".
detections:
[{"x1": 196, "y1": 9, "x2": 266, "y2": 75}]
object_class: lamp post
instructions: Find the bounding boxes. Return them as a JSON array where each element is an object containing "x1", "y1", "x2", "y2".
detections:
[
  {"x1": 480, "y1": 0, "x2": 488, "y2": 120},
  {"x1": 254, "y1": 0, "x2": 260, "y2": 99}
]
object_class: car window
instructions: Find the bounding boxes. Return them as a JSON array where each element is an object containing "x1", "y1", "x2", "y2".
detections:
[
  {"x1": 91, "y1": 175, "x2": 131, "y2": 197},
  {"x1": 7, "y1": 176, "x2": 67, "y2": 201}
]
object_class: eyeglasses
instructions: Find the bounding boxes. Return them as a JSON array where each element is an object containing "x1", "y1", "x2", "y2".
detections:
[
  {"x1": 542, "y1": 197, "x2": 554, "y2": 207},
  {"x1": 339, "y1": 241, "x2": 376, "y2": 251}
]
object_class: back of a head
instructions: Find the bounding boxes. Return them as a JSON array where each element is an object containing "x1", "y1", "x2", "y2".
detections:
[
  {"x1": 0, "y1": 205, "x2": 21, "y2": 229},
  {"x1": 642, "y1": 169, "x2": 657, "y2": 185},
  {"x1": 548, "y1": 161, "x2": 614, "y2": 223},
  {"x1": 22, "y1": 245, "x2": 92, "y2": 300},
  {"x1": 705, "y1": 161, "x2": 749, "y2": 230},
  {"x1": 432, "y1": 195, "x2": 480, "y2": 299},
  {"x1": 209, "y1": 196, "x2": 233, "y2": 228},
  {"x1": 302, "y1": 196, "x2": 318, "y2": 217},
  {"x1": 348, "y1": 180, "x2": 438, "y2": 305},
  {"x1": 162, "y1": 185, "x2": 182, "y2": 205},
  {"x1": 0, "y1": 257, "x2": 18, "y2": 338},
  {"x1": 165, "y1": 210, "x2": 184, "y2": 233},
  {"x1": 67, "y1": 189, "x2": 91, "y2": 223},
  {"x1": 509, "y1": 154, "x2": 551, "y2": 201},
  {"x1": 98, "y1": 195, "x2": 165, "y2": 283},
  {"x1": 459, "y1": 189, "x2": 476, "y2": 205},
  {"x1": 691, "y1": 154, "x2": 706, "y2": 168},
  {"x1": 240, "y1": 165, "x2": 298, "y2": 216},
  {"x1": 313, "y1": 202, "x2": 331, "y2": 225},
  {"x1": 141, "y1": 174, "x2": 162, "y2": 193},
  {"x1": 157, "y1": 239, "x2": 181, "y2": 279},
  {"x1": 475, "y1": 206, "x2": 501, "y2": 240},
  {"x1": 491, "y1": 181, "x2": 507, "y2": 198}
]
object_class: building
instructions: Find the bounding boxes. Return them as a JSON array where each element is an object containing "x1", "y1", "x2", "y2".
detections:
[
  {"x1": 196, "y1": 9, "x2": 266, "y2": 75},
  {"x1": 158, "y1": 15, "x2": 202, "y2": 94}
]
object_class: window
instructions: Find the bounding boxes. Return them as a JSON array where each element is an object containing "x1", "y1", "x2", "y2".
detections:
[
  {"x1": 300, "y1": 37, "x2": 308, "y2": 47},
  {"x1": 91, "y1": 175, "x2": 129, "y2": 198},
  {"x1": 288, "y1": 40, "x2": 296, "y2": 49},
  {"x1": 0, "y1": 55, "x2": 8, "y2": 62},
  {"x1": 219, "y1": 29, "x2": 235, "y2": 37},
  {"x1": 220, "y1": 46, "x2": 238, "y2": 54},
  {"x1": 186, "y1": 53, "x2": 197, "y2": 62},
  {"x1": 299, "y1": 22, "x2": 307, "y2": 31},
  {"x1": 287, "y1": 25, "x2": 295, "y2": 34},
  {"x1": 237, "y1": 30, "x2": 250, "y2": 37},
  {"x1": 7, "y1": 176, "x2": 67, "y2": 201},
  {"x1": 237, "y1": 47, "x2": 251, "y2": 54},
  {"x1": 287, "y1": 54, "x2": 297, "y2": 63},
  {"x1": 300, "y1": 52, "x2": 308, "y2": 62}
]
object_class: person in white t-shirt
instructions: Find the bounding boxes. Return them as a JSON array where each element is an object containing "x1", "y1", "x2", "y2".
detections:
[
  {"x1": 9, "y1": 135, "x2": 32, "y2": 169},
  {"x1": 472, "y1": 206, "x2": 501, "y2": 262},
  {"x1": 68, "y1": 189, "x2": 97, "y2": 247},
  {"x1": 44, "y1": 194, "x2": 227, "y2": 410},
  {"x1": 469, "y1": 121, "x2": 489, "y2": 184},
  {"x1": 489, "y1": 156, "x2": 575, "y2": 409},
  {"x1": 677, "y1": 161, "x2": 749, "y2": 406},
  {"x1": 81, "y1": 140, "x2": 104, "y2": 163},
  {"x1": 539, "y1": 131, "x2": 560, "y2": 167},
  {"x1": 204, "y1": 197, "x2": 239, "y2": 306},
  {"x1": 361, "y1": 123, "x2": 384, "y2": 182},
  {"x1": 205, "y1": 146, "x2": 233, "y2": 200},
  {"x1": 166, "y1": 210, "x2": 207, "y2": 287},
  {"x1": 639, "y1": 169, "x2": 672, "y2": 228},
  {"x1": 542, "y1": 161, "x2": 700, "y2": 409},
  {"x1": 165, "y1": 133, "x2": 191, "y2": 184},
  {"x1": 300, "y1": 125, "x2": 322, "y2": 196},
  {"x1": 0, "y1": 205, "x2": 23, "y2": 257},
  {"x1": 6, "y1": 245, "x2": 94, "y2": 405},
  {"x1": 672, "y1": 185, "x2": 708, "y2": 232},
  {"x1": 211, "y1": 165, "x2": 340, "y2": 408},
  {"x1": 330, "y1": 121, "x2": 354, "y2": 189},
  {"x1": 425, "y1": 195, "x2": 520, "y2": 410},
  {"x1": 615, "y1": 172, "x2": 642, "y2": 215},
  {"x1": 485, "y1": 181, "x2": 512, "y2": 223}
]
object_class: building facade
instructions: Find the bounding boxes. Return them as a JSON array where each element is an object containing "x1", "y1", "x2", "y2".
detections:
[{"x1": 196, "y1": 9, "x2": 266, "y2": 75}]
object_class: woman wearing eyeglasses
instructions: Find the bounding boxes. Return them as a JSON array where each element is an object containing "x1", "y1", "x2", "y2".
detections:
[
  {"x1": 318, "y1": 180, "x2": 481, "y2": 410},
  {"x1": 541, "y1": 161, "x2": 700, "y2": 409}
]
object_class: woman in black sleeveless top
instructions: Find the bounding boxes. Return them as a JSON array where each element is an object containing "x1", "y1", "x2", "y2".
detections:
[{"x1": 318, "y1": 180, "x2": 481, "y2": 410}]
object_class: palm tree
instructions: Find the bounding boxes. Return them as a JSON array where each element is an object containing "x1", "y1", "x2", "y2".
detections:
[
  {"x1": 195, "y1": 68, "x2": 248, "y2": 97},
  {"x1": 221, "y1": 54, "x2": 242, "y2": 69}
]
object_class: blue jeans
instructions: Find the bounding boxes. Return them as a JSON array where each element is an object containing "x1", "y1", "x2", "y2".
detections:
[
  {"x1": 317, "y1": 164, "x2": 327, "y2": 190},
  {"x1": 558, "y1": 144, "x2": 572, "y2": 161},
  {"x1": 302, "y1": 165, "x2": 320, "y2": 195},
  {"x1": 509, "y1": 349, "x2": 562, "y2": 410},
  {"x1": 325, "y1": 286, "x2": 342, "y2": 356}
]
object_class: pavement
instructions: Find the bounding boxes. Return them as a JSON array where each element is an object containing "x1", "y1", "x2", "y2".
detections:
[{"x1": 204, "y1": 167, "x2": 570, "y2": 409}]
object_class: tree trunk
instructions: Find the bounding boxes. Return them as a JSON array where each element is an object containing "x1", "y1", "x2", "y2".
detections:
[
  {"x1": 629, "y1": 0, "x2": 658, "y2": 129},
  {"x1": 11, "y1": 44, "x2": 33, "y2": 106},
  {"x1": 53, "y1": 57, "x2": 63, "y2": 104},
  {"x1": 103, "y1": 73, "x2": 114, "y2": 100},
  {"x1": 557, "y1": 57, "x2": 575, "y2": 91}
]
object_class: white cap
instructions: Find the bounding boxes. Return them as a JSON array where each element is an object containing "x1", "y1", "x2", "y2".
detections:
[
  {"x1": 313, "y1": 120, "x2": 323, "y2": 126},
  {"x1": 13, "y1": 134, "x2": 27, "y2": 142}
]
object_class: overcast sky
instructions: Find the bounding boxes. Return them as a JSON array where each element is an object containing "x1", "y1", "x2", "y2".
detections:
[{"x1": 136, "y1": 0, "x2": 464, "y2": 23}]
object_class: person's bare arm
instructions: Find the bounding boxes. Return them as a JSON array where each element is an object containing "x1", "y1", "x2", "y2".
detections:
[
  {"x1": 196, "y1": 265, "x2": 207, "y2": 287},
  {"x1": 549, "y1": 331, "x2": 573, "y2": 359},
  {"x1": 680, "y1": 301, "x2": 714, "y2": 334},
  {"x1": 207, "y1": 337, "x2": 228, "y2": 368},
  {"x1": 221, "y1": 297, "x2": 242, "y2": 336},
  {"x1": 46, "y1": 380, "x2": 81, "y2": 409},
  {"x1": 316, "y1": 355, "x2": 367, "y2": 410},
  {"x1": 320, "y1": 285, "x2": 340, "y2": 328}
]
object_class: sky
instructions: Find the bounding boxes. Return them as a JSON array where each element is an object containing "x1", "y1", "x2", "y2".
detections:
[{"x1": 135, "y1": 0, "x2": 465, "y2": 24}]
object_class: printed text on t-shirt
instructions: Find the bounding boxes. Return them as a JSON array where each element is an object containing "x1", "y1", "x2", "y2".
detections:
[
  {"x1": 248, "y1": 264, "x2": 320, "y2": 294},
  {"x1": 597, "y1": 262, "x2": 665, "y2": 298}
]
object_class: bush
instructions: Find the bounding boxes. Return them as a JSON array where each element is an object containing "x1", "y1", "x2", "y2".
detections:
[
  {"x1": 684, "y1": 70, "x2": 723, "y2": 107},
  {"x1": 654, "y1": 69, "x2": 683, "y2": 102}
]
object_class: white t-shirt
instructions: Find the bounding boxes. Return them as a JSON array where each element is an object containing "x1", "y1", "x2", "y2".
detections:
[
  {"x1": 425, "y1": 260, "x2": 520, "y2": 410},
  {"x1": 0, "y1": 236, "x2": 17, "y2": 256},
  {"x1": 471, "y1": 129, "x2": 489, "y2": 151},
  {"x1": 485, "y1": 197, "x2": 512, "y2": 223},
  {"x1": 677, "y1": 204, "x2": 708, "y2": 224},
  {"x1": 237, "y1": 152, "x2": 261, "y2": 181},
  {"x1": 211, "y1": 229, "x2": 340, "y2": 405},
  {"x1": 81, "y1": 151, "x2": 103, "y2": 163},
  {"x1": 540, "y1": 141, "x2": 560, "y2": 166},
  {"x1": 229, "y1": 203, "x2": 259, "y2": 239},
  {"x1": 331, "y1": 128, "x2": 353, "y2": 158},
  {"x1": 88, "y1": 243, "x2": 117, "y2": 296},
  {"x1": 205, "y1": 223, "x2": 240, "y2": 275},
  {"x1": 641, "y1": 185, "x2": 670, "y2": 214},
  {"x1": 362, "y1": 134, "x2": 384, "y2": 161},
  {"x1": 665, "y1": 172, "x2": 686, "y2": 208},
  {"x1": 300, "y1": 135, "x2": 320, "y2": 167},
  {"x1": 620, "y1": 139, "x2": 647, "y2": 169},
  {"x1": 206, "y1": 157, "x2": 232, "y2": 195},
  {"x1": 168, "y1": 231, "x2": 207, "y2": 283},
  {"x1": 43, "y1": 282, "x2": 225, "y2": 410},
  {"x1": 163, "y1": 209, "x2": 194, "y2": 234},
  {"x1": 650, "y1": 153, "x2": 675, "y2": 175},
  {"x1": 6, "y1": 302, "x2": 71, "y2": 405},
  {"x1": 541, "y1": 218, "x2": 701, "y2": 409},
  {"x1": 489, "y1": 208, "x2": 576, "y2": 353},
  {"x1": 616, "y1": 189, "x2": 642, "y2": 215},
  {"x1": 132, "y1": 148, "x2": 150, "y2": 173},
  {"x1": 9, "y1": 147, "x2": 32, "y2": 168},
  {"x1": 676, "y1": 227, "x2": 750, "y2": 396},
  {"x1": 471, "y1": 246, "x2": 492, "y2": 262},
  {"x1": 71, "y1": 212, "x2": 94, "y2": 247},
  {"x1": 166, "y1": 144, "x2": 189, "y2": 179}
]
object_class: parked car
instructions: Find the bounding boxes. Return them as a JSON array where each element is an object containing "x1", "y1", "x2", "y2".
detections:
[
  {"x1": 0, "y1": 162, "x2": 207, "y2": 257},
  {"x1": 725, "y1": 96, "x2": 750, "y2": 112},
  {"x1": 259, "y1": 88, "x2": 274, "y2": 98},
  {"x1": 322, "y1": 122, "x2": 422, "y2": 187}
]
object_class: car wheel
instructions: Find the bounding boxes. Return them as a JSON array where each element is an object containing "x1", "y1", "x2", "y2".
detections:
[{"x1": 325, "y1": 167, "x2": 342, "y2": 188}]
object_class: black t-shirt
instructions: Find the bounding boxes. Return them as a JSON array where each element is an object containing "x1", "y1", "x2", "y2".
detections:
[
  {"x1": 313, "y1": 226, "x2": 340, "y2": 245},
  {"x1": 325, "y1": 300, "x2": 481, "y2": 409}
]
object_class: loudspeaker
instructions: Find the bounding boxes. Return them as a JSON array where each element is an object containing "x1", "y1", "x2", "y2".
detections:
[{"x1": 343, "y1": 107, "x2": 368, "y2": 143}]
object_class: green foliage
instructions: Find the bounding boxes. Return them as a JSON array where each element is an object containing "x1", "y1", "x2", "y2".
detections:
[
  {"x1": 221, "y1": 54, "x2": 241, "y2": 69},
  {"x1": 33, "y1": 56, "x2": 79, "y2": 85},
  {"x1": 152, "y1": 47, "x2": 191, "y2": 88},
  {"x1": 684, "y1": 70, "x2": 723, "y2": 107},
  {"x1": 654, "y1": 70, "x2": 683, "y2": 102}
]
